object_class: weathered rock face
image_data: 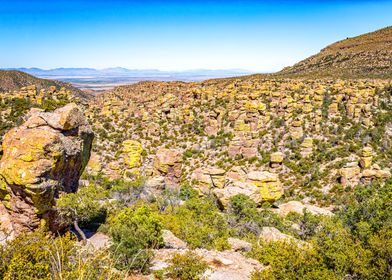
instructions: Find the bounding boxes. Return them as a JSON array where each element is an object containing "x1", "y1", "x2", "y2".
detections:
[
  {"x1": 359, "y1": 146, "x2": 373, "y2": 169},
  {"x1": 339, "y1": 157, "x2": 361, "y2": 186},
  {"x1": 270, "y1": 152, "x2": 284, "y2": 168},
  {"x1": 275, "y1": 201, "x2": 333, "y2": 217},
  {"x1": 227, "y1": 237, "x2": 252, "y2": 252},
  {"x1": 154, "y1": 148, "x2": 182, "y2": 188},
  {"x1": 192, "y1": 166, "x2": 283, "y2": 207},
  {"x1": 122, "y1": 140, "x2": 143, "y2": 168},
  {"x1": 300, "y1": 137, "x2": 313, "y2": 158},
  {"x1": 259, "y1": 227, "x2": 307, "y2": 248},
  {"x1": 162, "y1": 229, "x2": 187, "y2": 249},
  {"x1": 0, "y1": 103, "x2": 93, "y2": 237},
  {"x1": 152, "y1": 248, "x2": 261, "y2": 280},
  {"x1": 86, "y1": 152, "x2": 102, "y2": 176},
  {"x1": 247, "y1": 171, "x2": 284, "y2": 202},
  {"x1": 228, "y1": 138, "x2": 260, "y2": 159},
  {"x1": 259, "y1": 227, "x2": 294, "y2": 243},
  {"x1": 213, "y1": 180, "x2": 261, "y2": 208},
  {"x1": 122, "y1": 140, "x2": 143, "y2": 177},
  {"x1": 192, "y1": 167, "x2": 226, "y2": 193}
]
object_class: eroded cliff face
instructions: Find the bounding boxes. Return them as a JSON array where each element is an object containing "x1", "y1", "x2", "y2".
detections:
[{"x1": 0, "y1": 103, "x2": 93, "y2": 240}]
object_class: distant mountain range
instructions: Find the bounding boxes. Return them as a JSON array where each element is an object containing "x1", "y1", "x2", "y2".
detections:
[
  {"x1": 0, "y1": 70, "x2": 85, "y2": 95},
  {"x1": 5, "y1": 67, "x2": 253, "y2": 78},
  {"x1": 0, "y1": 68, "x2": 254, "y2": 91}
]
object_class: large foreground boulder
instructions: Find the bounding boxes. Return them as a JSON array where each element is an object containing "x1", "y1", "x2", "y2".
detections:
[{"x1": 0, "y1": 103, "x2": 93, "y2": 238}]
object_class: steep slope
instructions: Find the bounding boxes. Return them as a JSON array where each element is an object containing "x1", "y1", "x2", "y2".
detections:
[
  {"x1": 279, "y1": 26, "x2": 392, "y2": 78},
  {"x1": 0, "y1": 70, "x2": 87, "y2": 97}
]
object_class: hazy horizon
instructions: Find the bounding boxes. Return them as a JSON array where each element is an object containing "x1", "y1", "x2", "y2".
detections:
[
  {"x1": 8, "y1": 67, "x2": 256, "y2": 91},
  {"x1": 5, "y1": 67, "x2": 256, "y2": 72}
]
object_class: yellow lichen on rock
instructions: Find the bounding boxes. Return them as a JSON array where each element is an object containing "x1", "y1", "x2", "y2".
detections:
[
  {"x1": 234, "y1": 119, "x2": 250, "y2": 132},
  {"x1": 247, "y1": 171, "x2": 283, "y2": 202},
  {"x1": 245, "y1": 101, "x2": 266, "y2": 113},
  {"x1": 0, "y1": 128, "x2": 61, "y2": 186},
  {"x1": 122, "y1": 140, "x2": 143, "y2": 170},
  {"x1": 270, "y1": 152, "x2": 284, "y2": 164},
  {"x1": 0, "y1": 103, "x2": 93, "y2": 235}
]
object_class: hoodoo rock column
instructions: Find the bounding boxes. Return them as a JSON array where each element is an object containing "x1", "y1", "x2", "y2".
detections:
[{"x1": 0, "y1": 103, "x2": 93, "y2": 240}]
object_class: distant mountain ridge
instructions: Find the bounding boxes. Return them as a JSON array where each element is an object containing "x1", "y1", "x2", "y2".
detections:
[
  {"x1": 279, "y1": 26, "x2": 392, "y2": 78},
  {"x1": 7, "y1": 67, "x2": 253, "y2": 78},
  {"x1": 0, "y1": 70, "x2": 85, "y2": 95},
  {"x1": 2, "y1": 68, "x2": 254, "y2": 91}
]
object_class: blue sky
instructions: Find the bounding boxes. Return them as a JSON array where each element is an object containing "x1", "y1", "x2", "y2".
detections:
[{"x1": 0, "y1": 0, "x2": 391, "y2": 72}]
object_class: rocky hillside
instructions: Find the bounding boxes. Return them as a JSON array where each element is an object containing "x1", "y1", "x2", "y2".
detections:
[
  {"x1": 0, "y1": 70, "x2": 87, "y2": 97},
  {"x1": 1, "y1": 72, "x2": 392, "y2": 278},
  {"x1": 86, "y1": 77, "x2": 392, "y2": 207},
  {"x1": 279, "y1": 26, "x2": 392, "y2": 78}
]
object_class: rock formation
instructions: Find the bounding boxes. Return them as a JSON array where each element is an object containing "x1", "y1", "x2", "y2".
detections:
[
  {"x1": 247, "y1": 171, "x2": 283, "y2": 202},
  {"x1": 0, "y1": 103, "x2": 93, "y2": 238},
  {"x1": 275, "y1": 201, "x2": 333, "y2": 217},
  {"x1": 193, "y1": 167, "x2": 284, "y2": 208},
  {"x1": 259, "y1": 227, "x2": 308, "y2": 248},
  {"x1": 154, "y1": 148, "x2": 182, "y2": 188},
  {"x1": 359, "y1": 146, "x2": 373, "y2": 169},
  {"x1": 122, "y1": 140, "x2": 143, "y2": 177},
  {"x1": 270, "y1": 152, "x2": 284, "y2": 168},
  {"x1": 300, "y1": 138, "x2": 313, "y2": 158}
]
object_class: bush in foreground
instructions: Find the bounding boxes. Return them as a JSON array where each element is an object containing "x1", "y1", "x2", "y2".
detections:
[
  {"x1": 0, "y1": 229, "x2": 121, "y2": 280},
  {"x1": 108, "y1": 205, "x2": 163, "y2": 272},
  {"x1": 166, "y1": 251, "x2": 208, "y2": 280}
]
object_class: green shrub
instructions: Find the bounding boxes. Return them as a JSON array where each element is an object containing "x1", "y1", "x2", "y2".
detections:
[
  {"x1": 109, "y1": 177, "x2": 146, "y2": 206},
  {"x1": 41, "y1": 98, "x2": 68, "y2": 111},
  {"x1": 162, "y1": 197, "x2": 229, "y2": 250},
  {"x1": 250, "y1": 241, "x2": 335, "y2": 280},
  {"x1": 286, "y1": 210, "x2": 323, "y2": 241},
  {"x1": 56, "y1": 184, "x2": 108, "y2": 240},
  {"x1": 179, "y1": 184, "x2": 199, "y2": 201},
  {"x1": 109, "y1": 205, "x2": 163, "y2": 272},
  {"x1": 166, "y1": 251, "x2": 208, "y2": 280},
  {"x1": 0, "y1": 230, "x2": 120, "y2": 280},
  {"x1": 183, "y1": 150, "x2": 194, "y2": 160},
  {"x1": 312, "y1": 219, "x2": 373, "y2": 279},
  {"x1": 338, "y1": 179, "x2": 392, "y2": 238},
  {"x1": 228, "y1": 194, "x2": 286, "y2": 238}
]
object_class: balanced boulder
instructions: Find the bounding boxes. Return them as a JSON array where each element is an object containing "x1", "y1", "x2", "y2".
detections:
[
  {"x1": 270, "y1": 152, "x2": 284, "y2": 168},
  {"x1": 0, "y1": 103, "x2": 93, "y2": 236},
  {"x1": 247, "y1": 171, "x2": 284, "y2": 202}
]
